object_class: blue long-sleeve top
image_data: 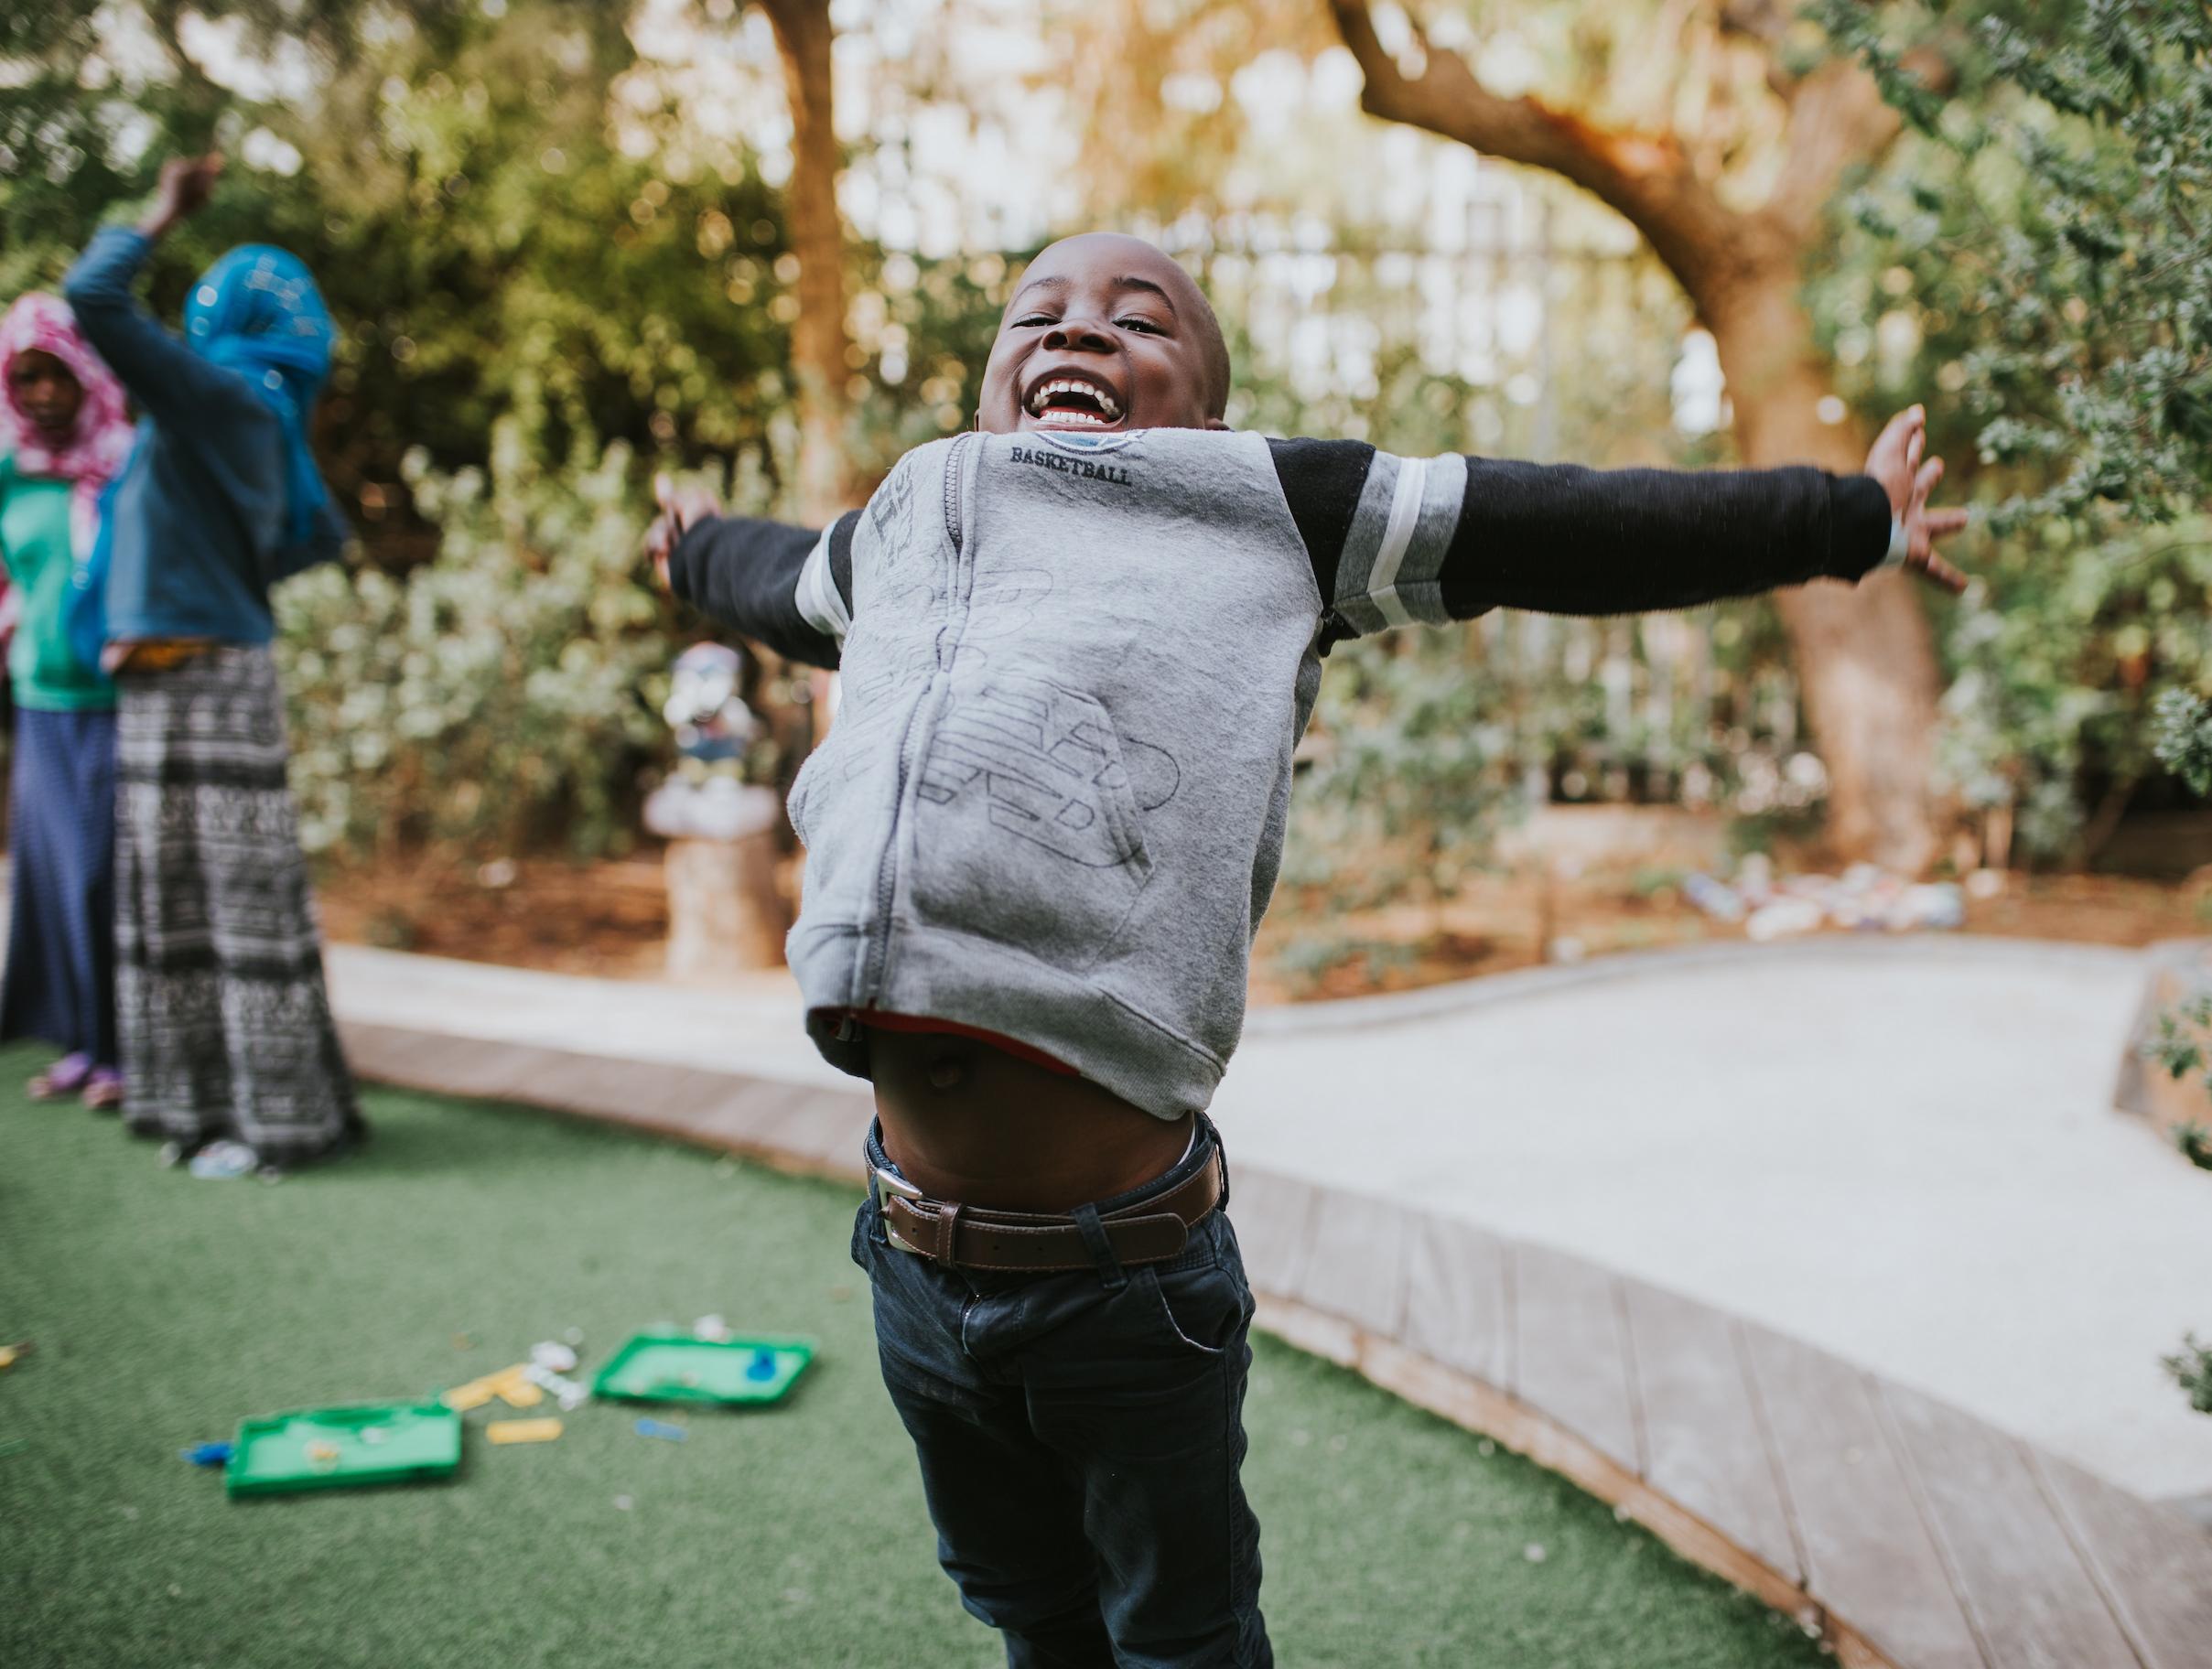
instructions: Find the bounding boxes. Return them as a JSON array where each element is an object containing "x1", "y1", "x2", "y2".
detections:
[{"x1": 62, "y1": 227, "x2": 348, "y2": 644}]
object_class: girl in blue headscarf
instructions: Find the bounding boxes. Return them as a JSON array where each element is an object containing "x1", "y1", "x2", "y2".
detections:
[{"x1": 65, "y1": 155, "x2": 363, "y2": 1172}]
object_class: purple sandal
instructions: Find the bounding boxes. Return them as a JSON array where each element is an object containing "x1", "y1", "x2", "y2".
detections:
[
  {"x1": 81, "y1": 1068, "x2": 124, "y2": 1113},
  {"x1": 27, "y1": 1053, "x2": 92, "y2": 1102}
]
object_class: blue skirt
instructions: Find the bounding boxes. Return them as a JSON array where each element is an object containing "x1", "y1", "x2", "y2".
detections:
[{"x1": 1, "y1": 705, "x2": 119, "y2": 1065}]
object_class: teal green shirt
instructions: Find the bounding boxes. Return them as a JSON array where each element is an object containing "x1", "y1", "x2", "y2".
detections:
[{"x1": 0, "y1": 459, "x2": 115, "y2": 712}]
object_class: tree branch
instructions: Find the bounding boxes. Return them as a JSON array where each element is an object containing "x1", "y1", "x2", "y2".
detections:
[
  {"x1": 1762, "y1": 43, "x2": 1955, "y2": 242},
  {"x1": 1760, "y1": 60, "x2": 1900, "y2": 239},
  {"x1": 1716, "y1": 0, "x2": 1804, "y2": 103},
  {"x1": 1326, "y1": 0, "x2": 1745, "y2": 302}
]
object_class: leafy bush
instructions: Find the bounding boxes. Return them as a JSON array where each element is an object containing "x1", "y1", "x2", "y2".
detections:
[
  {"x1": 2166, "y1": 1334, "x2": 2212, "y2": 1416},
  {"x1": 1281, "y1": 628, "x2": 1518, "y2": 909},
  {"x1": 275, "y1": 426, "x2": 674, "y2": 861},
  {"x1": 1934, "y1": 516, "x2": 2212, "y2": 860},
  {"x1": 1824, "y1": 0, "x2": 2212, "y2": 859}
]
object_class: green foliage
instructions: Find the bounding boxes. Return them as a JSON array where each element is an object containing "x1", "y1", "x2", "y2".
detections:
[
  {"x1": 275, "y1": 427, "x2": 673, "y2": 860},
  {"x1": 2145, "y1": 990, "x2": 2212, "y2": 1083},
  {"x1": 2, "y1": 2, "x2": 802, "y2": 523},
  {"x1": 1935, "y1": 517, "x2": 2212, "y2": 857},
  {"x1": 2175, "y1": 1122, "x2": 2212, "y2": 1171},
  {"x1": 1822, "y1": 0, "x2": 2212, "y2": 524},
  {"x1": 2166, "y1": 1333, "x2": 2212, "y2": 1415},
  {"x1": 1821, "y1": 0, "x2": 2212, "y2": 858},
  {"x1": 1285, "y1": 624, "x2": 1520, "y2": 907},
  {"x1": 2, "y1": 3, "x2": 1000, "y2": 530},
  {"x1": 2153, "y1": 687, "x2": 2212, "y2": 797},
  {"x1": 5, "y1": 2, "x2": 1016, "y2": 863}
]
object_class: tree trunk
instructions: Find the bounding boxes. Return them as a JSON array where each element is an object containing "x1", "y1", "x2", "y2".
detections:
[
  {"x1": 760, "y1": 0, "x2": 852, "y2": 524},
  {"x1": 1317, "y1": 0, "x2": 1953, "y2": 872},
  {"x1": 1705, "y1": 265, "x2": 1942, "y2": 872}
]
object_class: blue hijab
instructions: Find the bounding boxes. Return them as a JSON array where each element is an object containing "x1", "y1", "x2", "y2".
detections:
[{"x1": 184, "y1": 244, "x2": 336, "y2": 555}]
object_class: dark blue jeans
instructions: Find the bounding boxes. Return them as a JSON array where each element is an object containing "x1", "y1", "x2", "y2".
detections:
[{"x1": 854, "y1": 1119, "x2": 1271, "y2": 1668}]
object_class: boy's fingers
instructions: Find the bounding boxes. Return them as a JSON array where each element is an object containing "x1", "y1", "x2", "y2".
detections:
[
  {"x1": 653, "y1": 472, "x2": 676, "y2": 512},
  {"x1": 1911, "y1": 456, "x2": 1943, "y2": 514},
  {"x1": 1915, "y1": 553, "x2": 1968, "y2": 595},
  {"x1": 1924, "y1": 506, "x2": 1970, "y2": 536}
]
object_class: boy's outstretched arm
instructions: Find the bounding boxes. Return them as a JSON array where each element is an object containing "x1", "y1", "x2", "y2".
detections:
[
  {"x1": 645, "y1": 474, "x2": 857, "y2": 670},
  {"x1": 1272, "y1": 407, "x2": 1968, "y2": 640}
]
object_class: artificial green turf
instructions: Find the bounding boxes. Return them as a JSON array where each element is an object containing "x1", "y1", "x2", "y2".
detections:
[{"x1": 0, "y1": 1043, "x2": 1825, "y2": 1668}]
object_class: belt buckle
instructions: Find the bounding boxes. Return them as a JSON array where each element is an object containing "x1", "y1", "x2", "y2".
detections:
[{"x1": 870, "y1": 1165, "x2": 927, "y2": 1255}]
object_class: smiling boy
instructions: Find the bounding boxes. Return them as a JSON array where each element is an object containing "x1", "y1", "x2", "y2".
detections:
[{"x1": 647, "y1": 232, "x2": 1965, "y2": 1668}]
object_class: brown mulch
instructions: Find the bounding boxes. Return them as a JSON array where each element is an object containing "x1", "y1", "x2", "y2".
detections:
[
  {"x1": 318, "y1": 853, "x2": 2208, "y2": 999},
  {"x1": 1249, "y1": 868, "x2": 2210, "y2": 1004},
  {"x1": 318, "y1": 852, "x2": 674, "y2": 979}
]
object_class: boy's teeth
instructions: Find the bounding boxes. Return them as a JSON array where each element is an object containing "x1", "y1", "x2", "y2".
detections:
[{"x1": 1028, "y1": 377, "x2": 1120, "y2": 419}]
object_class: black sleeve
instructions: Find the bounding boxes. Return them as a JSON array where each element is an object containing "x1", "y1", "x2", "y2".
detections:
[
  {"x1": 1439, "y1": 460, "x2": 1894, "y2": 617},
  {"x1": 666, "y1": 510, "x2": 859, "y2": 671},
  {"x1": 1265, "y1": 437, "x2": 1894, "y2": 633}
]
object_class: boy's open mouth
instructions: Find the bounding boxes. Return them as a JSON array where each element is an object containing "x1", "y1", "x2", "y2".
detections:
[{"x1": 1023, "y1": 371, "x2": 1124, "y2": 429}]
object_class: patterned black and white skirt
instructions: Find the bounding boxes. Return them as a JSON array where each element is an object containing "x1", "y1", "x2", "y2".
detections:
[{"x1": 113, "y1": 644, "x2": 362, "y2": 1165}]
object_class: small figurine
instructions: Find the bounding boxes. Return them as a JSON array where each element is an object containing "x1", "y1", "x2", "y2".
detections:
[{"x1": 663, "y1": 642, "x2": 760, "y2": 778}]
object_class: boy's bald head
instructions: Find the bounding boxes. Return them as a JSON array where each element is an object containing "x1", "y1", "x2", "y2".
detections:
[{"x1": 977, "y1": 232, "x2": 1232, "y2": 435}]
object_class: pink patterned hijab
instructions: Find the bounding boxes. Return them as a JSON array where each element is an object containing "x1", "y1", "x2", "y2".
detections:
[{"x1": 0, "y1": 291, "x2": 135, "y2": 557}]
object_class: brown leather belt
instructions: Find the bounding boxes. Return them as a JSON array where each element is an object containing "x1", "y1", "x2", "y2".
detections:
[{"x1": 871, "y1": 1150, "x2": 1224, "y2": 1273}]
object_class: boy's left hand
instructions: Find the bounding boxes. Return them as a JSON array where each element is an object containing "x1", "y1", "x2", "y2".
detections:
[{"x1": 1864, "y1": 405, "x2": 1970, "y2": 594}]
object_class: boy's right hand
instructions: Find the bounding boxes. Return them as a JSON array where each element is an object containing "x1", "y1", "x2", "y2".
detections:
[{"x1": 644, "y1": 473, "x2": 721, "y2": 590}]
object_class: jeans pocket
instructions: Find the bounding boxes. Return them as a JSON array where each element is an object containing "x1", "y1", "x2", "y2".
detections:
[
  {"x1": 1145, "y1": 1259, "x2": 1251, "y2": 1358},
  {"x1": 849, "y1": 1199, "x2": 878, "y2": 1270}
]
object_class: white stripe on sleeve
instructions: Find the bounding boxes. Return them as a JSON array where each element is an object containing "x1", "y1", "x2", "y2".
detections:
[
  {"x1": 793, "y1": 526, "x2": 850, "y2": 644},
  {"x1": 1365, "y1": 455, "x2": 1430, "y2": 630}
]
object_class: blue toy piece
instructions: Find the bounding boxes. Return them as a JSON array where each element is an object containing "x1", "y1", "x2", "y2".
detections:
[
  {"x1": 180, "y1": 1441, "x2": 233, "y2": 1468},
  {"x1": 633, "y1": 1417, "x2": 688, "y2": 1442}
]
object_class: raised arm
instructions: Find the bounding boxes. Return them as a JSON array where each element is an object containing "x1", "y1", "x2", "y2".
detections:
[
  {"x1": 1271, "y1": 408, "x2": 1966, "y2": 641},
  {"x1": 649, "y1": 476, "x2": 858, "y2": 671},
  {"x1": 62, "y1": 157, "x2": 263, "y2": 438}
]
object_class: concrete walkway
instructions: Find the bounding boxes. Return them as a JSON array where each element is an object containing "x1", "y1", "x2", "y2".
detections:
[{"x1": 1226, "y1": 937, "x2": 2211, "y2": 1506}]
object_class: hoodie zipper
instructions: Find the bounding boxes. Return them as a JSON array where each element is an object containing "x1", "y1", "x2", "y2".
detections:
[{"x1": 858, "y1": 433, "x2": 974, "y2": 1005}]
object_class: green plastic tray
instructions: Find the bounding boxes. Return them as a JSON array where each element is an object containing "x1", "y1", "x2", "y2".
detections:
[
  {"x1": 227, "y1": 1400, "x2": 461, "y2": 1498},
  {"x1": 591, "y1": 1333, "x2": 814, "y2": 1407}
]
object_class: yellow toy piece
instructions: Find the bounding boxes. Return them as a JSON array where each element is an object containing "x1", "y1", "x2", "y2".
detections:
[
  {"x1": 442, "y1": 1362, "x2": 541, "y2": 1411},
  {"x1": 486, "y1": 1418, "x2": 563, "y2": 1446}
]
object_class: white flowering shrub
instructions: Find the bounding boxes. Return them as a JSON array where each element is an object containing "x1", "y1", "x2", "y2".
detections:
[{"x1": 275, "y1": 425, "x2": 674, "y2": 860}]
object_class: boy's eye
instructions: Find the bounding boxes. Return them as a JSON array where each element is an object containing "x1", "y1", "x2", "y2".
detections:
[
  {"x1": 1014, "y1": 313, "x2": 1056, "y2": 328},
  {"x1": 1117, "y1": 317, "x2": 1164, "y2": 334}
]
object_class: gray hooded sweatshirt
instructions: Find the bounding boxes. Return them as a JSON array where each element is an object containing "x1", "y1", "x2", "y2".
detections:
[{"x1": 669, "y1": 425, "x2": 1894, "y2": 1116}]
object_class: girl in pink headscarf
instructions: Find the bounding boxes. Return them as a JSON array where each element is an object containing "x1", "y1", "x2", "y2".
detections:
[{"x1": 0, "y1": 291, "x2": 135, "y2": 1106}]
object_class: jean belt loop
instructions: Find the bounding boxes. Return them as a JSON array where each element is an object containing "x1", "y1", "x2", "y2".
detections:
[{"x1": 1070, "y1": 1202, "x2": 1128, "y2": 1292}]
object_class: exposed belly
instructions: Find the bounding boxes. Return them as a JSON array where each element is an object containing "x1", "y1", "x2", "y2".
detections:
[{"x1": 868, "y1": 1028, "x2": 1193, "y2": 1212}]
